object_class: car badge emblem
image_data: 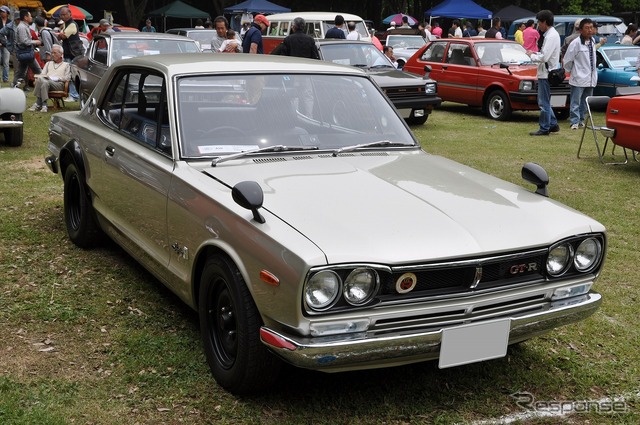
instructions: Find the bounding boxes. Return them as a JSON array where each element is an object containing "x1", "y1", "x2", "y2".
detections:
[{"x1": 396, "y1": 273, "x2": 417, "y2": 294}]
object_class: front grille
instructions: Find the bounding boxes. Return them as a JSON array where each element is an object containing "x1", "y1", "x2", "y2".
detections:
[
  {"x1": 378, "y1": 251, "x2": 547, "y2": 301},
  {"x1": 384, "y1": 86, "x2": 426, "y2": 100}
]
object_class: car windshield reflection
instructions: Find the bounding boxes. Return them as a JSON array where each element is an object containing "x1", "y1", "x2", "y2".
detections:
[
  {"x1": 475, "y1": 42, "x2": 531, "y2": 65},
  {"x1": 176, "y1": 74, "x2": 415, "y2": 158}
]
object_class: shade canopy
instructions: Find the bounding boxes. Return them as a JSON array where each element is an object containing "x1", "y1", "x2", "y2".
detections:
[
  {"x1": 223, "y1": 0, "x2": 290, "y2": 14},
  {"x1": 493, "y1": 5, "x2": 535, "y2": 22},
  {"x1": 148, "y1": 0, "x2": 210, "y2": 19},
  {"x1": 425, "y1": 0, "x2": 492, "y2": 20}
]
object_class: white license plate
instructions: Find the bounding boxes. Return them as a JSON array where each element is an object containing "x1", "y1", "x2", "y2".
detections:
[
  {"x1": 398, "y1": 108, "x2": 412, "y2": 118},
  {"x1": 439, "y1": 319, "x2": 510, "y2": 369},
  {"x1": 551, "y1": 95, "x2": 567, "y2": 107}
]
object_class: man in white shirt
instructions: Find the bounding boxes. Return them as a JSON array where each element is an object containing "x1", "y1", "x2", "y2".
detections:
[
  {"x1": 526, "y1": 10, "x2": 561, "y2": 136},
  {"x1": 346, "y1": 21, "x2": 360, "y2": 40},
  {"x1": 563, "y1": 18, "x2": 597, "y2": 129}
]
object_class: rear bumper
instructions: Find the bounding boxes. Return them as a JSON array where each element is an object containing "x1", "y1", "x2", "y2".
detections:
[{"x1": 261, "y1": 291, "x2": 601, "y2": 372}]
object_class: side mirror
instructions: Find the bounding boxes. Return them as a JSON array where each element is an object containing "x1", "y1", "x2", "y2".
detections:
[
  {"x1": 232, "y1": 181, "x2": 265, "y2": 223},
  {"x1": 423, "y1": 65, "x2": 432, "y2": 78},
  {"x1": 522, "y1": 162, "x2": 549, "y2": 197}
]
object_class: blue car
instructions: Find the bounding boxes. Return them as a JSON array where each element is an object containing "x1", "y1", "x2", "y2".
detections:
[{"x1": 594, "y1": 45, "x2": 640, "y2": 96}]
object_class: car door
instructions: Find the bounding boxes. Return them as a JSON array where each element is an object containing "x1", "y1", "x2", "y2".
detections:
[
  {"x1": 442, "y1": 42, "x2": 480, "y2": 104},
  {"x1": 413, "y1": 41, "x2": 449, "y2": 97},
  {"x1": 80, "y1": 36, "x2": 109, "y2": 99},
  {"x1": 94, "y1": 68, "x2": 174, "y2": 273}
]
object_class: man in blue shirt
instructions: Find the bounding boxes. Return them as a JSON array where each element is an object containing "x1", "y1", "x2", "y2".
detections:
[
  {"x1": 325, "y1": 15, "x2": 346, "y2": 39},
  {"x1": 242, "y1": 14, "x2": 269, "y2": 54}
]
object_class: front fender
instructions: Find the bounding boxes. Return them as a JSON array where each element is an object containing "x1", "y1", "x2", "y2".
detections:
[{"x1": 0, "y1": 87, "x2": 26, "y2": 115}]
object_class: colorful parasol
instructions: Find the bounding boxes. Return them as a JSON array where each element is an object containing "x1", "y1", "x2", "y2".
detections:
[
  {"x1": 382, "y1": 14, "x2": 419, "y2": 26},
  {"x1": 47, "y1": 4, "x2": 93, "y2": 21}
]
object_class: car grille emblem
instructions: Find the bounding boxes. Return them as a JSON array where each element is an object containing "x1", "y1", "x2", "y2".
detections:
[
  {"x1": 395, "y1": 272, "x2": 417, "y2": 294},
  {"x1": 509, "y1": 262, "x2": 538, "y2": 275}
]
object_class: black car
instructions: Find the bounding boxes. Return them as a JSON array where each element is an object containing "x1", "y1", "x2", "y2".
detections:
[{"x1": 316, "y1": 40, "x2": 441, "y2": 125}]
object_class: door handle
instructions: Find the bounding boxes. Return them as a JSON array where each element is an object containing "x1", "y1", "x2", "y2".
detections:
[
  {"x1": 105, "y1": 146, "x2": 115, "y2": 157},
  {"x1": 609, "y1": 109, "x2": 618, "y2": 114}
]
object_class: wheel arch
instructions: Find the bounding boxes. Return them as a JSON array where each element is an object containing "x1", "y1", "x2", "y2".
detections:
[
  {"x1": 58, "y1": 139, "x2": 86, "y2": 179},
  {"x1": 482, "y1": 83, "x2": 510, "y2": 107}
]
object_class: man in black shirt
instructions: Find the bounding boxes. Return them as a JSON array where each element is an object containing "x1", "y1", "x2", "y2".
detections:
[{"x1": 281, "y1": 17, "x2": 319, "y2": 59}]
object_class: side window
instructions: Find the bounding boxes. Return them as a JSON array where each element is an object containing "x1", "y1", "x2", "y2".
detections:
[
  {"x1": 421, "y1": 42, "x2": 447, "y2": 62},
  {"x1": 304, "y1": 21, "x2": 321, "y2": 38},
  {"x1": 446, "y1": 43, "x2": 468, "y2": 65},
  {"x1": 279, "y1": 21, "x2": 290, "y2": 36},
  {"x1": 101, "y1": 70, "x2": 172, "y2": 156},
  {"x1": 268, "y1": 22, "x2": 278, "y2": 35}
]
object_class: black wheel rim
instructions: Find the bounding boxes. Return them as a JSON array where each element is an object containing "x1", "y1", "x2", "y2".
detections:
[
  {"x1": 208, "y1": 279, "x2": 237, "y2": 369},
  {"x1": 67, "y1": 173, "x2": 82, "y2": 231}
]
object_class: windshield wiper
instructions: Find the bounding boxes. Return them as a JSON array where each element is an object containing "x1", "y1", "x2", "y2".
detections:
[
  {"x1": 370, "y1": 64, "x2": 394, "y2": 69},
  {"x1": 332, "y1": 140, "x2": 413, "y2": 156},
  {"x1": 211, "y1": 145, "x2": 318, "y2": 166}
]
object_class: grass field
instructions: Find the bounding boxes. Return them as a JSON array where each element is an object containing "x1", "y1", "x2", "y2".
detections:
[{"x1": 0, "y1": 94, "x2": 638, "y2": 424}]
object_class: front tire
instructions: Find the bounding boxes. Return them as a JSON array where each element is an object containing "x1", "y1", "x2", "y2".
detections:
[
  {"x1": 63, "y1": 163, "x2": 100, "y2": 248},
  {"x1": 199, "y1": 256, "x2": 281, "y2": 394},
  {"x1": 3, "y1": 114, "x2": 23, "y2": 147},
  {"x1": 406, "y1": 112, "x2": 428, "y2": 126},
  {"x1": 485, "y1": 90, "x2": 512, "y2": 121}
]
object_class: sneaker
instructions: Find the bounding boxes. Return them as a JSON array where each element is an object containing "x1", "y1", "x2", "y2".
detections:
[
  {"x1": 40, "y1": 105, "x2": 48, "y2": 113},
  {"x1": 63, "y1": 96, "x2": 77, "y2": 102},
  {"x1": 28, "y1": 103, "x2": 41, "y2": 111},
  {"x1": 570, "y1": 123, "x2": 579, "y2": 130}
]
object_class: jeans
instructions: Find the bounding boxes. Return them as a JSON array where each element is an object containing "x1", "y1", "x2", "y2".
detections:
[
  {"x1": 13, "y1": 54, "x2": 41, "y2": 86},
  {"x1": 64, "y1": 57, "x2": 79, "y2": 99},
  {"x1": 569, "y1": 85, "x2": 593, "y2": 126},
  {"x1": 537, "y1": 78, "x2": 557, "y2": 132},
  {"x1": 0, "y1": 47, "x2": 9, "y2": 82}
]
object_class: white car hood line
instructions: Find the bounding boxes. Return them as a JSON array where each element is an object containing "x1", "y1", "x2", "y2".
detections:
[{"x1": 206, "y1": 151, "x2": 601, "y2": 264}]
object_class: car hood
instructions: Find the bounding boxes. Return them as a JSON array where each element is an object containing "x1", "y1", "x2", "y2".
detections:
[
  {"x1": 205, "y1": 151, "x2": 603, "y2": 264},
  {"x1": 483, "y1": 64, "x2": 538, "y2": 78},
  {"x1": 367, "y1": 69, "x2": 430, "y2": 87}
]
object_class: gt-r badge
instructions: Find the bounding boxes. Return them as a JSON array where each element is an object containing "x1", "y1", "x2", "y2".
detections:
[{"x1": 396, "y1": 273, "x2": 417, "y2": 294}]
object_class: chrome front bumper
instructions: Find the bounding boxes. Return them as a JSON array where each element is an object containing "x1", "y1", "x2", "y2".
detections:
[{"x1": 261, "y1": 292, "x2": 601, "y2": 372}]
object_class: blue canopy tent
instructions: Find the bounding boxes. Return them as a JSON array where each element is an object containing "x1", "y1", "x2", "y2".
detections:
[
  {"x1": 223, "y1": 0, "x2": 290, "y2": 14},
  {"x1": 223, "y1": 0, "x2": 290, "y2": 31},
  {"x1": 425, "y1": 0, "x2": 492, "y2": 19}
]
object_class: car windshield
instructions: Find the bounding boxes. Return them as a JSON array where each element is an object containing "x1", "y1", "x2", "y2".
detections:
[
  {"x1": 320, "y1": 43, "x2": 394, "y2": 68},
  {"x1": 176, "y1": 73, "x2": 415, "y2": 158},
  {"x1": 183, "y1": 31, "x2": 216, "y2": 50},
  {"x1": 604, "y1": 48, "x2": 640, "y2": 69},
  {"x1": 387, "y1": 36, "x2": 426, "y2": 49},
  {"x1": 110, "y1": 39, "x2": 200, "y2": 62},
  {"x1": 474, "y1": 42, "x2": 531, "y2": 65}
]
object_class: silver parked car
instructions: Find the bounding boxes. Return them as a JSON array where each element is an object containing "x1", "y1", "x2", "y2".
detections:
[
  {"x1": 0, "y1": 85, "x2": 26, "y2": 147},
  {"x1": 46, "y1": 54, "x2": 605, "y2": 395},
  {"x1": 71, "y1": 32, "x2": 200, "y2": 105}
]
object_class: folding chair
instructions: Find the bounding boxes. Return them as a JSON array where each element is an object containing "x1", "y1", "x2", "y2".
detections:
[{"x1": 576, "y1": 95, "x2": 628, "y2": 165}]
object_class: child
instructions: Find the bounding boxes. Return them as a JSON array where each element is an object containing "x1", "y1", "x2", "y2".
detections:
[{"x1": 218, "y1": 29, "x2": 240, "y2": 53}]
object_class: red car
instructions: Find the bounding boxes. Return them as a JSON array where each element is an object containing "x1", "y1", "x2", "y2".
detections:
[
  {"x1": 404, "y1": 39, "x2": 570, "y2": 121},
  {"x1": 606, "y1": 93, "x2": 640, "y2": 152}
]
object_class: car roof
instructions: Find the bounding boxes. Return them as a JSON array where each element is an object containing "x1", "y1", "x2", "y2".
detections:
[
  {"x1": 513, "y1": 15, "x2": 623, "y2": 24},
  {"x1": 111, "y1": 53, "x2": 368, "y2": 76},
  {"x1": 265, "y1": 12, "x2": 365, "y2": 21},
  {"x1": 166, "y1": 28, "x2": 217, "y2": 33},
  {"x1": 95, "y1": 32, "x2": 195, "y2": 41},
  {"x1": 599, "y1": 44, "x2": 640, "y2": 50},
  {"x1": 317, "y1": 40, "x2": 375, "y2": 46}
]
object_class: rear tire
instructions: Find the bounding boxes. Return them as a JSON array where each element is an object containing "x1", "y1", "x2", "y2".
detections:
[
  {"x1": 3, "y1": 113, "x2": 23, "y2": 147},
  {"x1": 63, "y1": 163, "x2": 101, "y2": 248},
  {"x1": 199, "y1": 255, "x2": 281, "y2": 394}
]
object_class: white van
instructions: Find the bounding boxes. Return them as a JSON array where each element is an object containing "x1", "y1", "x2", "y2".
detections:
[{"x1": 263, "y1": 12, "x2": 370, "y2": 53}]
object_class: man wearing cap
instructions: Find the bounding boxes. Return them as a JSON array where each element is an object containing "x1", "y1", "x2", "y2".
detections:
[
  {"x1": 242, "y1": 14, "x2": 269, "y2": 54},
  {"x1": 0, "y1": 6, "x2": 11, "y2": 83},
  {"x1": 96, "y1": 18, "x2": 118, "y2": 36}
]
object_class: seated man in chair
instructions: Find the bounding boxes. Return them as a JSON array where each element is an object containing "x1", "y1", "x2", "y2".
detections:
[{"x1": 29, "y1": 45, "x2": 70, "y2": 112}]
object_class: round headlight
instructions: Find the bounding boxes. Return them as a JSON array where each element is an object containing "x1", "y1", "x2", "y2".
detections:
[
  {"x1": 520, "y1": 80, "x2": 534, "y2": 91},
  {"x1": 343, "y1": 268, "x2": 379, "y2": 306},
  {"x1": 305, "y1": 271, "x2": 341, "y2": 310},
  {"x1": 574, "y1": 238, "x2": 602, "y2": 272},
  {"x1": 547, "y1": 243, "x2": 573, "y2": 276}
]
